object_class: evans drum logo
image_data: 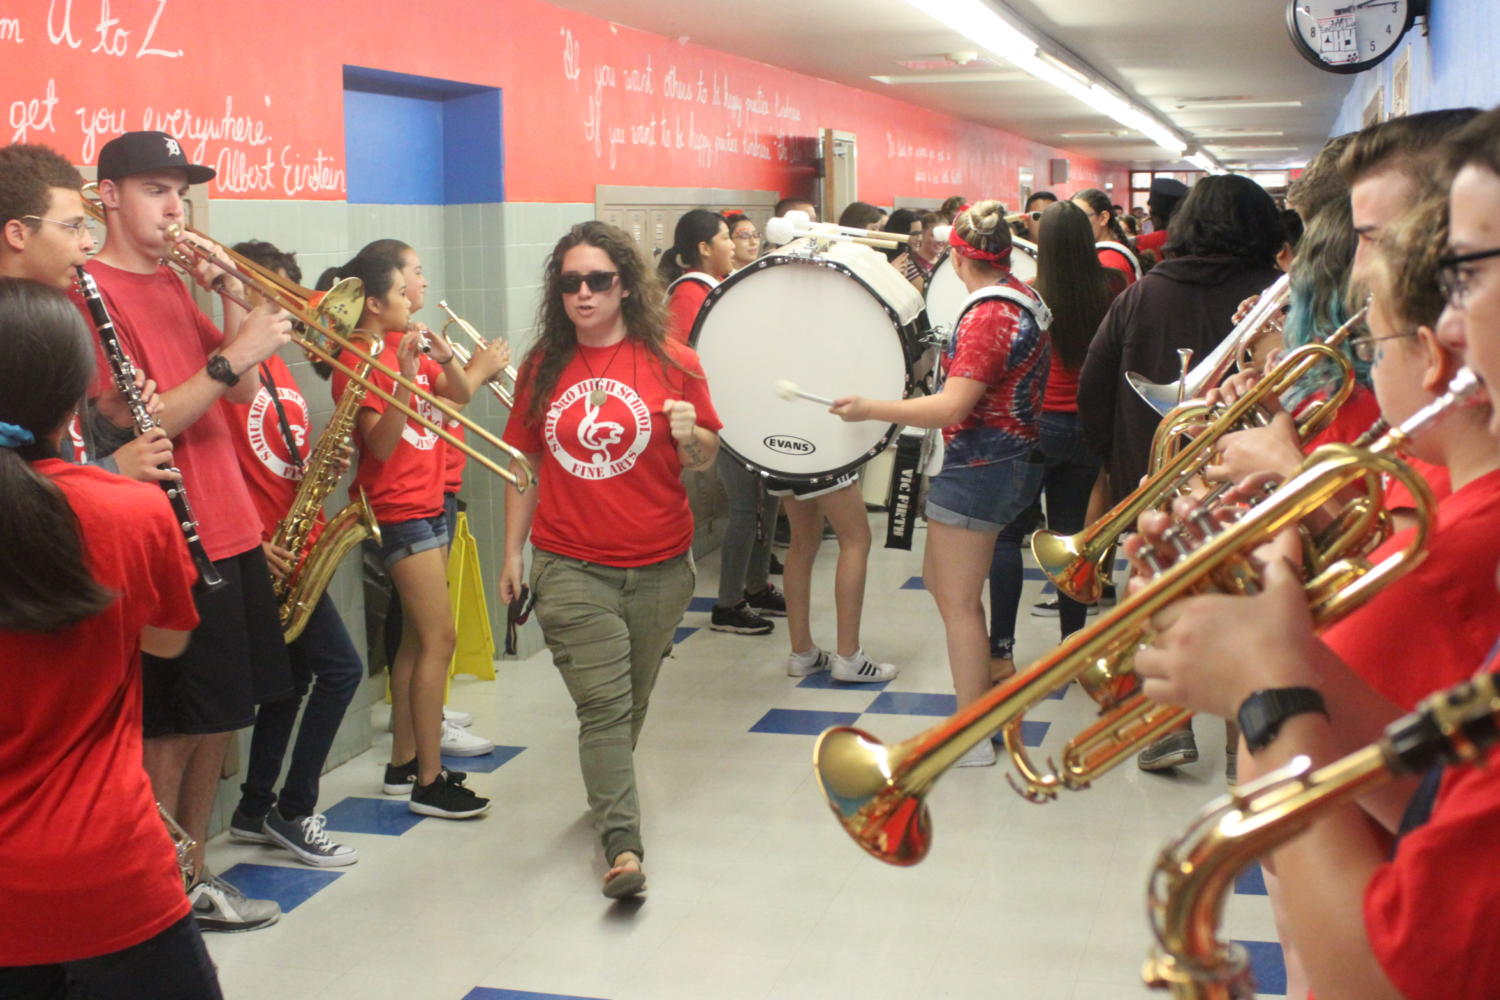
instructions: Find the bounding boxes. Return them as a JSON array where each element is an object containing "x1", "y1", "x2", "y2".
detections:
[{"x1": 764, "y1": 434, "x2": 815, "y2": 455}]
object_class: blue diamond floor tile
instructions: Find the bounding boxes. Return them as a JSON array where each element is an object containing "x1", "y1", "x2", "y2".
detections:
[
  {"x1": 443, "y1": 745, "x2": 525, "y2": 774},
  {"x1": 687, "y1": 596, "x2": 717, "y2": 612},
  {"x1": 465, "y1": 990, "x2": 609, "y2": 1000},
  {"x1": 217, "y1": 862, "x2": 342, "y2": 913},
  {"x1": 987, "y1": 719, "x2": 1052, "y2": 747},
  {"x1": 750, "y1": 708, "x2": 862, "y2": 735},
  {"x1": 795, "y1": 671, "x2": 891, "y2": 691},
  {"x1": 673, "y1": 626, "x2": 699, "y2": 644},
  {"x1": 865, "y1": 691, "x2": 956, "y2": 716},
  {"x1": 321, "y1": 796, "x2": 426, "y2": 836},
  {"x1": 1235, "y1": 939, "x2": 1287, "y2": 996},
  {"x1": 900, "y1": 576, "x2": 926, "y2": 590},
  {"x1": 1235, "y1": 861, "x2": 1268, "y2": 896}
]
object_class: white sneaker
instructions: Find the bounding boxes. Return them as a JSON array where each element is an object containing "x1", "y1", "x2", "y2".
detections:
[
  {"x1": 956, "y1": 740, "x2": 998, "y2": 767},
  {"x1": 831, "y1": 649, "x2": 897, "y2": 683},
  {"x1": 787, "y1": 647, "x2": 831, "y2": 678},
  {"x1": 443, "y1": 705, "x2": 473, "y2": 728},
  {"x1": 440, "y1": 720, "x2": 494, "y2": 757},
  {"x1": 189, "y1": 871, "x2": 281, "y2": 932}
]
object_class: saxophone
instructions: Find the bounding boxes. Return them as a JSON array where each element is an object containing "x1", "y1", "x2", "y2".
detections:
[
  {"x1": 273, "y1": 360, "x2": 381, "y2": 642},
  {"x1": 1142, "y1": 670, "x2": 1500, "y2": 998}
]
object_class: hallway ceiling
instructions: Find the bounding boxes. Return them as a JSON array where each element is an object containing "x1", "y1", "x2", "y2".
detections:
[{"x1": 547, "y1": 0, "x2": 1358, "y2": 171}]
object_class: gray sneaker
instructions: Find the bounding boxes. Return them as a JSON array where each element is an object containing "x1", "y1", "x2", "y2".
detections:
[
  {"x1": 227, "y1": 807, "x2": 272, "y2": 845},
  {"x1": 189, "y1": 871, "x2": 281, "y2": 932},
  {"x1": 1137, "y1": 729, "x2": 1199, "y2": 772},
  {"x1": 263, "y1": 809, "x2": 358, "y2": 867}
]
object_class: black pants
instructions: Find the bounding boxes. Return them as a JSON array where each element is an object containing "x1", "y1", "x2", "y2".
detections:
[{"x1": 0, "y1": 913, "x2": 222, "y2": 1000}]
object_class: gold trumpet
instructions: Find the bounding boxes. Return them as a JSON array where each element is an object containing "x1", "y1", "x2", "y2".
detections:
[
  {"x1": 813, "y1": 370, "x2": 1476, "y2": 864},
  {"x1": 81, "y1": 185, "x2": 533, "y2": 491},
  {"x1": 437, "y1": 299, "x2": 520, "y2": 411},
  {"x1": 1143, "y1": 669, "x2": 1500, "y2": 998},
  {"x1": 1031, "y1": 330, "x2": 1357, "y2": 606}
]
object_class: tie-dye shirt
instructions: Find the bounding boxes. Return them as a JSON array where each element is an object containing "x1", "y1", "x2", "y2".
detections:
[{"x1": 940, "y1": 275, "x2": 1050, "y2": 467}]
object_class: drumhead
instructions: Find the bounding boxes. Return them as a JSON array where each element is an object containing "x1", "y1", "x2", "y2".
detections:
[
  {"x1": 691, "y1": 250, "x2": 914, "y2": 482},
  {"x1": 924, "y1": 240, "x2": 1038, "y2": 338}
]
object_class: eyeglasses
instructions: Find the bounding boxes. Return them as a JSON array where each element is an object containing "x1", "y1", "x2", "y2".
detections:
[
  {"x1": 731, "y1": 231, "x2": 762, "y2": 242},
  {"x1": 1437, "y1": 246, "x2": 1500, "y2": 309},
  {"x1": 1350, "y1": 331, "x2": 1419, "y2": 363},
  {"x1": 21, "y1": 215, "x2": 98, "y2": 240},
  {"x1": 558, "y1": 270, "x2": 619, "y2": 294}
]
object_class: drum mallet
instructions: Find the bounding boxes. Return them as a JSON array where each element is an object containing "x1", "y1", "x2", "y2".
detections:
[{"x1": 776, "y1": 380, "x2": 837, "y2": 407}]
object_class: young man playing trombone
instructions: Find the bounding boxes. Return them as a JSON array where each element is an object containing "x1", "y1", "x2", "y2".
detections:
[{"x1": 84, "y1": 131, "x2": 295, "y2": 932}]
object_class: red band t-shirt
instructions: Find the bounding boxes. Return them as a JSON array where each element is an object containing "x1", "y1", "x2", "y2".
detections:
[
  {"x1": 1097, "y1": 246, "x2": 1138, "y2": 285},
  {"x1": 503, "y1": 337, "x2": 722, "y2": 566},
  {"x1": 1364, "y1": 719, "x2": 1500, "y2": 1000},
  {"x1": 220, "y1": 353, "x2": 313, "y2": 540},
  {"x1": 1321, "y1": 467, "x2": 1500, "y2": 711},
  {"x1": 444, "y1": 420, "x2": 467, "y2": 495},
  {"x1": 78, "y1": 261, "x2": 263, "y2": 561},
  {"x1": 667, "y1": 274, "x2": 716, "y2": 344},
  {"x1": 0, "y1": 460, "x2": 199, "y2": 965},
  {"x1": 332, "y1": 333, "x2": 448, "y2": 524}
]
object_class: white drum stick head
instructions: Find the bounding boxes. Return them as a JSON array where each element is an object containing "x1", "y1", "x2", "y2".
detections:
[
  {"x1": 764, "y1": 216, "x2": 796, "y2": 246},
  {"x1": 775, "y1": 379, "x2": 799, "y2": 400},
  {"x1": 784, "y1": 209, "x2": 812, "y2": 227},
  {"x1": 931, "y1": 224, "x2": 953, "y2": 245}
]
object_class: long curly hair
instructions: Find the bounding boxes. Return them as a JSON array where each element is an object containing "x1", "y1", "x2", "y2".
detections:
[{"x1": 522, "y1": 221, "x2": 684, "y2": 426}]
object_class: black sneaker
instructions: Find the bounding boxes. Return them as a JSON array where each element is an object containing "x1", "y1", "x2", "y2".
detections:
[
  {"x1": 263, "y1": 809, "x2": 358, "y2": 867},
  {"x1": 768, "y1": 553, "x2": 784, "y2": 575},
  {"x1": 1137, "y1": 729, "x2": 1199, "y2": 772},
  {"x1": 384, "y1": 759, "x2": 465, "y2": 796},
  {"x1": 1030, "y1": 597, "x2": 1099, "y2": 618},
  {"x1": 228, "y1": 807, "x2": 272, "y2": 845},
  {"x1": 409, "y1": 770, "x2": 491, "y2": 818},
  {"x1": 744, "y1": 584, "x2": 787, "y2": 617},
  {"x1": 1100, "y1": 582, "x2": 1118, "y2": 606},
  {"x1": 710, "y1": 601, "x2": 774, "y2": 635}
]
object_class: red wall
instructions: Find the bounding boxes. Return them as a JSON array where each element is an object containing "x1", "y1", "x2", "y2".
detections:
[{"x1": 2, "y1": 0, "x2": 1128, "y2": 204}]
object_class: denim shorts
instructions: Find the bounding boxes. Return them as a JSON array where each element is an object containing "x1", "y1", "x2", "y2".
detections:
[
  {"x1": 925, "y1": 453, "x2": 1045, "y2": 532},
  {"x1": 377, "y1": 512, "x2": 450, "y2": 568}
]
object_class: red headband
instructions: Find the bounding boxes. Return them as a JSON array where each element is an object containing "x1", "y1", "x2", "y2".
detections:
[{"x1": 947, "y1": 224, "x2": 1012, "y2": 267}]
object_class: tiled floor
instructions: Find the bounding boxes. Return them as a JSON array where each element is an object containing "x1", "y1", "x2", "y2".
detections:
[{"x1": 203, "y1": 518, "x2": 1285, "y2": 999}]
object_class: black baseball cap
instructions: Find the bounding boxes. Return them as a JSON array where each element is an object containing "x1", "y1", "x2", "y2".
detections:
[{"x1": 97, "y1": 131, "x2": 216, "y2": 185}]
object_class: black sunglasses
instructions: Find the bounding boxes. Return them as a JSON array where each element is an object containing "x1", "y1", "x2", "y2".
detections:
[{"x1": 559, "y1": 270, "x2": 619, "y2": 294}]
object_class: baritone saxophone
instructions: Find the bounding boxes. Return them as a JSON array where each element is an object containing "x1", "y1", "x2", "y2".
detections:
[{"x1": 273, "y1": 361, "x2": 382, "y2": 642}]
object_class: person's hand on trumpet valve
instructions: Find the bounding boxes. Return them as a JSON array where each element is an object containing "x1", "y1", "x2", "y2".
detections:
[
  {"x1": 830, "y1": 395, "x2": 872, "y2": 422},
  {"x1": 470, "y1": 337, "x2": 511, "y2": 382},
  {"x1": 1201, "y1": 368, "x2": 1267, "y2": 409},
  {"x1": 661, "y1": 398, "x2": 698, "y2": 444},
  {"x1": 1203, "y1": 412, "x2": 1304, "y2": 486},
  {"x1": 1127, "y1": 500, "x2": 1317, "y2": 719},
  {"x1": 395, "y1": 330, "x2": 426, "y2": 379}
]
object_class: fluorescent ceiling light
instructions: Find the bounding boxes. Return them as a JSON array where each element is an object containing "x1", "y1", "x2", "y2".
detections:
[
  {"x1": 906, "y1": 0, "x2": 1187, "y2": 157},
  {"x1": 870, "y1": 71, "x2": 1026, "y2": 84},
  {"x1": 1174, "y1": 100, "x2": 1303, "y2": 110},
  {"x1": 1187, "y1": 152, "x2": 1226, "y2": 174}
]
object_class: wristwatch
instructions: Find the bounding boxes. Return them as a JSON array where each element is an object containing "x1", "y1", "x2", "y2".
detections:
[
  {"x1": 1237, "y1": 687, "x2": 1329, "y2": 753},
  {"x1": 206, "y1": 354, "x2": 240, "y2": 387}
]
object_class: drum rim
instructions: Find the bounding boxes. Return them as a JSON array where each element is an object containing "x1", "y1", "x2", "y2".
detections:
[{"x1": 688, "y1": 251, "x2": 915, "y2": 481}]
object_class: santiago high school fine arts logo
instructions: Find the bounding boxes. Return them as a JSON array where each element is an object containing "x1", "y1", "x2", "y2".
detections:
[{"x1": 544, "y1": 378, "x2": 652, "y2": 480}]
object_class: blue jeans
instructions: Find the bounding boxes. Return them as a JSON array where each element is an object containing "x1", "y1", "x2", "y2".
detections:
[
  {"x1": 0, "y1": 913, "x2": 221, "y2": 1000},
  {"x1": 382, "y1": 495, "x2": 459, "y2": 669},
  {"x1": 237, "y1": 593, "x2": 364, "y2": 819},
  {"x1": 925, "y1": 453, "x2": 1045, "y2": 532},
  {"x1": 989, "y1": 412, "x2": 1102, "y2": 658}
]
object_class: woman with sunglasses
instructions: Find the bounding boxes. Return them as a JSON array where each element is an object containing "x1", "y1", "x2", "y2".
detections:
[{"x1": 500, "y1": 221, "x2": 721, "y2": 899}]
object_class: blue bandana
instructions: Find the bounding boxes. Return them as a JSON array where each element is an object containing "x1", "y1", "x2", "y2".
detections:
[{"x1": 0, "y1": 421, "x2": 36, "y2": 448}]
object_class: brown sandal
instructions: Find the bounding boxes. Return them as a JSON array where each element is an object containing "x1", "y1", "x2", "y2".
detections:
[{"x1": 602, "y1": 852, "x2": 646, "y2": 899}]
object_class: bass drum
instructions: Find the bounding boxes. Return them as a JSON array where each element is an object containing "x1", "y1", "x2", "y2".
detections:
[
  {"x1": 690, "y1": 238, "x2": 927, "y2": 483},
  {"x1": 923, "y1": 237, "x2": 1037, "y2": 340}
]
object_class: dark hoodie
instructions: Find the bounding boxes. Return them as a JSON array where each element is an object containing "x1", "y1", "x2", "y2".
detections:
[{"x1": 1078, "y1": 255, "x2": 1283, "y2": 505}]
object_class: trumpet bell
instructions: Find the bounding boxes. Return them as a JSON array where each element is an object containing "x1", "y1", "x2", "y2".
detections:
[
  {"x1": 813, "y1": 727, "x2": 931, "y2": 866},
  {"x1": 1125, "y1": 371, "x2": 1190, "y2": 417},
  {"x1": 1030, "y1": 528, "x2": 1103, "y2": 605}
]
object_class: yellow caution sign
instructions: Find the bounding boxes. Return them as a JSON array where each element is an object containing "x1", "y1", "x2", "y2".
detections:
[{"x1": 446, "y1": 510, "x2": 496, "y2": 683}]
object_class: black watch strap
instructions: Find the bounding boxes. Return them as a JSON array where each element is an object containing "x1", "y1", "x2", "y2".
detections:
[
  {"x1": 206, "y1": 354, "x2": 240, "y2": 387},
  {"x1": 1238, "y1": 687, "x2": 1329, "y2": 754}
]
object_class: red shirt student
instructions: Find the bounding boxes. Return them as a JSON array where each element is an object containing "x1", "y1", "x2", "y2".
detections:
[
  {"x1": 666, "y1": 273, "x2": 715, "y2": 344},
  {"x1": 332, "y1": 332, "x2": 447, "y2": 524},
  {"x1": 79, "y1": 262, "x2": 265, "y2": 561},
  {"x1": 659, "y1": 210, "x2": 734, "y2": 344},
  {"x1": 220, "y1": 352, "x2": 313, "y2": 540},
  {"x1": 0, "y1": 460, "x2": 198, "y2": 966},
  {"x1": 504, "y1": 336, "x2": 722, "y2": 565}
]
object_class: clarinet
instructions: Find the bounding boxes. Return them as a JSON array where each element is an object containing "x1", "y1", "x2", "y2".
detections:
[{"x1": 75, "y1": 266, "x2": 224, "y2": 593}]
